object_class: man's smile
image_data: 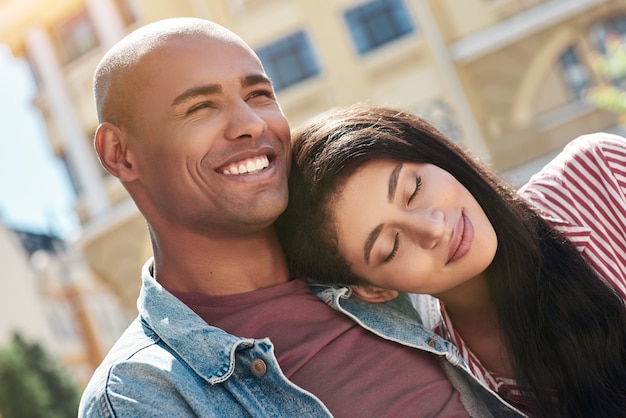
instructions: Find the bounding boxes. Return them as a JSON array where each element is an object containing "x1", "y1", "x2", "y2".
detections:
[{"x1": 221, "y1": 154, "x2": 270, "y2": 175}]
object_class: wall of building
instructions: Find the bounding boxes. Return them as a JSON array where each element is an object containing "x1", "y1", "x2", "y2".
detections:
[{"x1": 0, "y1": 224, "x2": 58, "y2": 349}]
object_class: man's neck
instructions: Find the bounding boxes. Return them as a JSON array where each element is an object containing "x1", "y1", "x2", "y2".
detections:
[{"x1": 151, "y1": 225, "x2": 290, "y2": 296}]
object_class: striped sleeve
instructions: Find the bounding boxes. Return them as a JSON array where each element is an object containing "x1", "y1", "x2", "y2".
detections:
[{"x1": 518, "y1": 132, "x2": 626, "y2": 298}]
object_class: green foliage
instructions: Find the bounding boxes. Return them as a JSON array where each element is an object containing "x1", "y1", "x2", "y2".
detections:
[
  {"x1": 586, "y1": 36, "x2": 626, "y2": 119},
  {"x1": 587, "y1": 84, "x2": 626, "y2": 113},
  {"x1": 0, "y1": 333, "x2": 80, "y2": 418}
]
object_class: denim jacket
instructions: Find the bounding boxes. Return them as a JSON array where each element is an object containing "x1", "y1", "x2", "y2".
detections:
[{"x1": 79, "y1": 260, "x2": 525, "y2": 417}]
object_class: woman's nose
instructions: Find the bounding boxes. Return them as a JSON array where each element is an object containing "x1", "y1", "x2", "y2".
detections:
[{"x1": 409, "y1": 210, "x2": 445, "y2": 249}]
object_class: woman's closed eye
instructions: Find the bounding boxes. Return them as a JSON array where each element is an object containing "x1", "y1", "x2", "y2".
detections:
[
  {"x1": 407, "y1": 176, "x2": 422, "y2": 206},
  {"x1": 384, "y1": 232, "x2": 400, "y2": 263},
  {"x1": 384, "y1": 176, "x2": 421, "y2": 262}
]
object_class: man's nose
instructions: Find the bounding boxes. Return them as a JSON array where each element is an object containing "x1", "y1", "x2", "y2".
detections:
[{"x1": 224, "y1": 99, "x2": 268, "y2": 140}]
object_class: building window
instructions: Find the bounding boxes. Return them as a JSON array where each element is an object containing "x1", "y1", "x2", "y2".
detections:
[
  {"x1": 53, "y1": 9, "x2": 99, "y2": 64},
  {"x1": 558, "y1": 46, "x2": 590, "y2": 99},
  {"x1": 256, "y1": 31, "x2": 320, "y2": 92},
  {"x1": 344, "y1": 0, "x2": 415, "y2": 55}
]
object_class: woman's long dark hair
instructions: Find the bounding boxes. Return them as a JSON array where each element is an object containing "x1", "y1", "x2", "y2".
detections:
[{"x1": 277, "y1": 104, "x2": 626, "y2": 417}]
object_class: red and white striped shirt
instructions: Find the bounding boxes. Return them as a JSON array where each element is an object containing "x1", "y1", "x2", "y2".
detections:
[{"x1": 437, "y1": 132, "x2": 626, "y2": 409}]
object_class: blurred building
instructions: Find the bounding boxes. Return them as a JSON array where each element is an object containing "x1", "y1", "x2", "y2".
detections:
[
  {"x1": 1, "y1": 0, "x2": 625, "y2": 372},
  {"x1": 0, "y1": 224, "x2": 59, "y2": 352},
  {"x1": 0, "y1": 223, "x2": 130, "y2": 387}
]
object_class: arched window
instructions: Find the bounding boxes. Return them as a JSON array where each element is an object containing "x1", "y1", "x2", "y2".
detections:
[{"x1": 558, "y1": 46, "x2": 590, "y2": 99}]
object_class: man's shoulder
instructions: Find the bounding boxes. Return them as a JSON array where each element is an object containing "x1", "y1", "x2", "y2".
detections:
[
  {"x1": 80, "y1": 318, "x2": 168, "y2": 392},
  {"x1": 78, "y1": 318, "x2": 201, "y2": 417},
  {"x1": 96, "y1": 318, "x2": 166, "y2": 369}
]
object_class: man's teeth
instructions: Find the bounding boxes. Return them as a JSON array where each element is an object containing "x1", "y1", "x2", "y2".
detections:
[{"x1": 223, "y1": 155, "x2": 269, "y2": 175}]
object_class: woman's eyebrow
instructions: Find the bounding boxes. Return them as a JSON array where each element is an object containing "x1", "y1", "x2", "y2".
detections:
[
  {"x1": 387, "y1": 162, "x2": 403, "y2": 203},
  {"x1": 364, "y1": 224, "x2": 384, "y2": 264}
]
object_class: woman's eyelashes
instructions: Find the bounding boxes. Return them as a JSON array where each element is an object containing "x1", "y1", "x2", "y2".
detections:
[
  {"x1": 384, "y1": 176, "x2": 422, "y2": 263},
  {"x1": 407, "y1": 176, "x2": 422, "y2": 206},
  {"x1": 384, "y1": 233, "x2": 400, "y2": 263}
]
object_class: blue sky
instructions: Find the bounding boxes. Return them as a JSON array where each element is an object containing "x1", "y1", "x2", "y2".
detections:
[{"x1": 0, "y1": 45, "x2": 79, "y2": 238}]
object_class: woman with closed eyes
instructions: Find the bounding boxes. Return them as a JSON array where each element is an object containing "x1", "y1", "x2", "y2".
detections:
[{"x1": 278, "y1": 104, "x2": 626, "y2": 417}]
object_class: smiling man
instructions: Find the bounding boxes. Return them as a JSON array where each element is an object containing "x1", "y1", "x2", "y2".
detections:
[{"x1": 78, "y1": 18, "x2": 524, "y2": 417}]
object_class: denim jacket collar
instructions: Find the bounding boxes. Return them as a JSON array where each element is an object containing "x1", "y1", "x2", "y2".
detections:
[
  {"x1": 138, "y1": 259, "x2": 257, "y2": 384},
  {"x1": 309, "y1": 283, "x2": 527, "y2": 417},
  {"x1": 310, "y1": 284, "x2": 467, "y2": 366}
]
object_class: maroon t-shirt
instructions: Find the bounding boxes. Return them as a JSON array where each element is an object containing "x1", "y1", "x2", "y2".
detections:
[{"x1": 172, "y1": 279, "x2": 469, "y2": 417}]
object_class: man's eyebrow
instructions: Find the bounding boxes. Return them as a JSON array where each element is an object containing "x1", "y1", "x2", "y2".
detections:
[
  {"x1": 171, "y1": 84, "x2": 222, "y2": 107},
  {"x1": 241, "y1": 73, "x2": 273, "y2": 88},
  {"x1": 170, "y1": 74, "x2": 272, "y2": 108},
  {"x1": 364, "y1": 162, "x2": 403, "y2": 263}
]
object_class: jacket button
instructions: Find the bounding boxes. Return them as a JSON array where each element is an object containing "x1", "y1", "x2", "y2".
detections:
[{"x1": 251, "y1": 359, "x2": 267, "y2": 377}]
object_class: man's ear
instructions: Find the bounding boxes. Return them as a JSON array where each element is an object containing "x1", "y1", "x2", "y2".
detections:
[
  {"x1": 94, "y1": 122, "x2": 138, "y2": 181},
  {"x1": 351, "y1": 285, "x2": 399, "y2": 303}
]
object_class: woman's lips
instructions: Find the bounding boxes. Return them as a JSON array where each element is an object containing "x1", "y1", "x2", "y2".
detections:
[{"x1": 447, "y1": 212, "x2": 474, "y2": 263}]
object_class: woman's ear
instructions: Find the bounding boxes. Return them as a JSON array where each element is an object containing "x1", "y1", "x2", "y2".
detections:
[
  {"x1": 94, "y1": 122, "x2": 138, "y2": 181},
  {"x1": 351, "y1": 285, "x2": 399, "y2": 303}
]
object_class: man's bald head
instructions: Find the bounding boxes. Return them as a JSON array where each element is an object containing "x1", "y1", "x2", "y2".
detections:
[{"x1": 94, "y1": 18, "x2": 254, "y2": 127}]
